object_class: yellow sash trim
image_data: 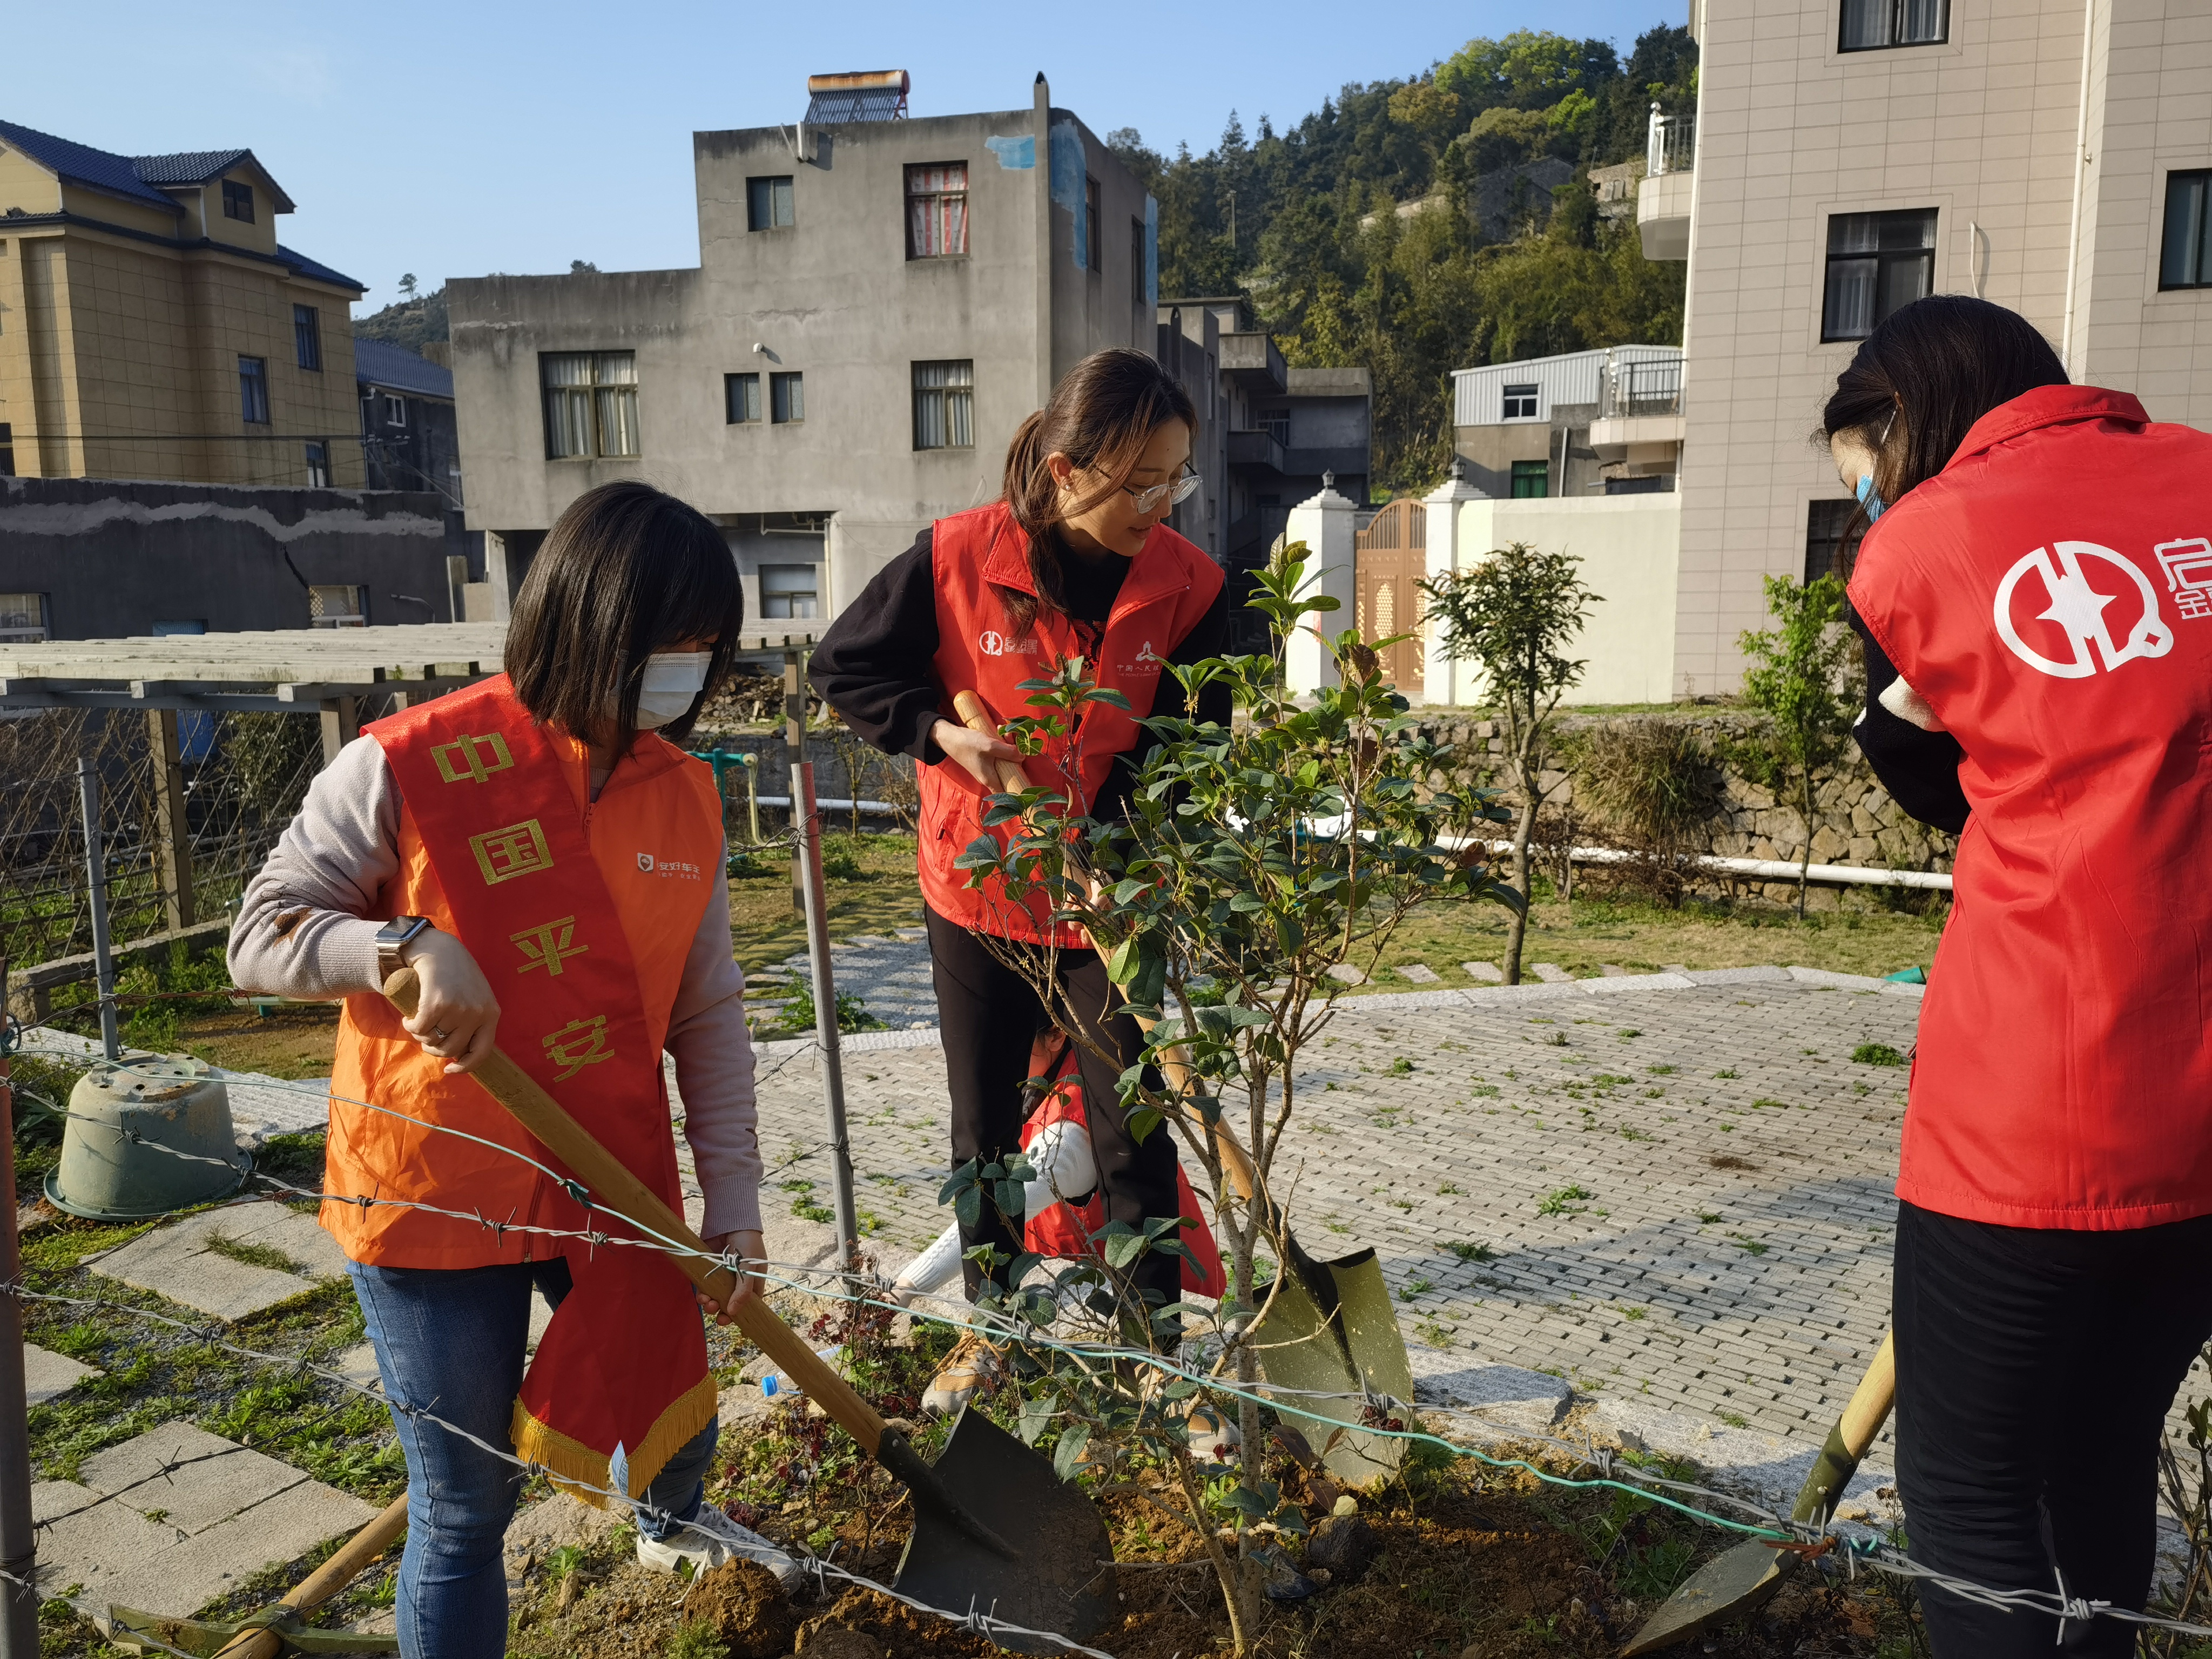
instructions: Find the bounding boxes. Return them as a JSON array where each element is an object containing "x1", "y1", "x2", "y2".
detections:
[{"x1": 508, "y1": 1372, "x2": 719, "y2": 1510}]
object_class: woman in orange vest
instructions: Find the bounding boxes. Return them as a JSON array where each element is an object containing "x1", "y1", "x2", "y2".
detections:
[
  {"x1": 811, "y1": 347, "x2": 1229, "y2": 1410},
  {"x1": 230, "y1": 481, "x2": 790, "y2": 1658}
]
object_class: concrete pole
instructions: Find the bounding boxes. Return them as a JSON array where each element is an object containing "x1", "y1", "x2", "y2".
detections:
[
  {"x1": 1422, "y1": 461, "x2": 1483, "y2": 709},
  {"x1": 1280, "y1": 473, "x2": 1358, "y2": 697},
  {"x1": 791, "y1": 762, "x2": 859, "y2": 1271},
  {"x1": 76, "y1": 754, "x2": 120, "y2": 1062},
  {"x1": 0, "y1": 980, "x2": 40, "y2": 1658},
  {"x1": 146, "y1": 709, "x2": 197, "y2": 932}
]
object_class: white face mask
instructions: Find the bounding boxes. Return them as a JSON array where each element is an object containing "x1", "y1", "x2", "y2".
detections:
[{"x1": 630, "y1": 652, "x2": 711, "y2": 730}]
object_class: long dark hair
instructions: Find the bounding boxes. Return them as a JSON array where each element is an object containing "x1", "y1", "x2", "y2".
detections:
[
  {"x1": 998, "y1": 347, "x2": 1196, "y2": 635},
  {"x1": 1819, "y1": 295, "x2": 2068, "y2": 577},
  {"x1": 505, "y1": 480, "x2": 743, "y2": 750}
]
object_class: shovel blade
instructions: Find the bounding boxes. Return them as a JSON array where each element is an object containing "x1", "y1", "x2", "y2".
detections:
[
  {"x1": 893, "y1": 1406, "x2": 1115, "y2": 1655},
  {"x1": 1620, "y1": 1539, "x2": 1793, "y2": 1655},
  {"x1": 1252, "y1": 1245, "x2": 1414, "y2": 1487}
]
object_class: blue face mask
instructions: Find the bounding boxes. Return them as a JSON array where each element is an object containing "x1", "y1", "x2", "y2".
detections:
[{"x1": 1857, "y1": 474, "x2": 1886, "y2": 521}]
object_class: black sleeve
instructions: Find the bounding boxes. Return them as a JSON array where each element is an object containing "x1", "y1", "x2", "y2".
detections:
[
  {"x1": 807, "y1": 529, "x2": 945, "y2": 763},
  {"x1": 1088, "y1": 575, "x2": 1234, "y2": 827},
  {"x1": 1849, "y1": 610, "x2": 1971, "y2": 836}
]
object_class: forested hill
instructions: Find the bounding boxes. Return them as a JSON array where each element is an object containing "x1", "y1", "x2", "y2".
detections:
[{"x1": 1109, "y1": 25, "x2": 1698, "y2": 495}]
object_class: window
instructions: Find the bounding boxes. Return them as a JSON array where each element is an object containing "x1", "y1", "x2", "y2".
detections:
[
  {"x1": 0, "y1": 591, "x2": 47, "y2": 643},
  {"x1": 1823, "y1": 209, "x2": 1936, "y2": 341},
  {"x1": 541, "y1": 351, "x2": 640, "y2": 458},
  {"x1": 221, "y1": 179, "x2": 254, "y2": 222},
  {"x1": 726, "y1": 372, "x2": 762, "y2": 423},
  {"x1": 294, "y1": 305, "x2": 321, "y2": 371},
  {"x1": 305, "y1": 442, "x2": 329, "y2": 487},
  {"x1": 309, "y1": 584, "x2": 367, "y2": 628},
  {"x1": 1510, "y1": 460, "x2": 1549, "y2": 498},
  {"x1": 912, "y1": 360, "x2": 974, "y2": 450},
  {"x1": 1805, "y1": 499, "x2": 1857, "y2": 584},
  {"x1": 770, "y1": 372, "x2": 805, "y2": 424},
  {"x1": 1131, "y1": 218, "x2": 1145, "y2": 304},
  {"x1": 1259, "y1": 409, "x2": 1290, "y2": 447},
  {"x1": 239, "y1": 356, "x2": 269, "y2": 424},
  {"x1": 385, "y1": 394, "x2": 407, "y2": 428},
  {"x1": 760, "y1": 564, "x2": 820, "y2": 620},
  {"x1": 2160, "y1": 171, "x2": 2212, "y2": 290},
  {"x1": 906, "y1": 164, "x2": 968, "y2": 258},
  {"x1": 0, "y1": 422, "x2": 13, "y2": 477},
  {"x1": 1085, "y1": 177, "x2": 1101, "y2": 271},
  {"x1": 747, "y1": 176, "x2": 794, "y2": 231},
  {"x1": 1839, "y1": 0, "x2": 1947, "y2": 50},
  {"x1": 1502, "y1": 383, "x2": 1540, "y2": 420}
]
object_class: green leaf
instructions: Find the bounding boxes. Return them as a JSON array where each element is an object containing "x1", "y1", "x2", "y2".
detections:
[
  {"x1": 1052, "y1": 1421, "x2": 1093, "y2": 1481},
  {"x1": 1103, "y1": 1230, "x2": 1148, "y2": 1269},
  {"x1": 1018, "y1": 1392, "x2": 1058, "y2": 1445}
]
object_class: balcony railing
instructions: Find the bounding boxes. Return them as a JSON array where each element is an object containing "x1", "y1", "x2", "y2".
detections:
[
  {"x1": 1599, "y1": 352, "x2": 1683, "y2": 420},
  {"x1": 1646, "y1": 103, "x2": 1695, "y2": 178}
]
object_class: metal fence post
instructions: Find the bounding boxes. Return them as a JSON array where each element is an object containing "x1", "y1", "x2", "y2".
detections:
[
  {"x1": 0, "y1": 968, "x2": 40, "y2": 1657},
  {"x1": 147, "y1": 709, "x2": 197, "y2": 932},
  {"x1": 76, "y1": 753, "x2": 121, "y2": 1062},
  {"x1": 791, "y1": 761, "x2": 859, "y2": 1271},
  {"x1": 782, "y1": 650, "x2": 806, "y2": 914}
]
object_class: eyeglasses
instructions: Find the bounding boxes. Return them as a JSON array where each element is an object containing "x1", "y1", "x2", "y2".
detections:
[{"x1": 1123, "y1": 469, "x2": 1202, "y2": 515}]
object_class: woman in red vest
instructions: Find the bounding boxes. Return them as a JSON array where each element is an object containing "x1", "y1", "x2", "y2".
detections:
[
  {"x1": 811, "y1": 348, "x2": 1229, "y2": 1408},
  {"x1": 1831, "y1": 296, "x2": 2212, "y2": 1657},
  {"x1": 231, "y1": 482, "x2": 791, "y2": 1658}
]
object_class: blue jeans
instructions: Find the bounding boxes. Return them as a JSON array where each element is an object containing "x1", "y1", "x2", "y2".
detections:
[{"x1": 348, "y1": 1258, "x2": 719, "y2": 1659}]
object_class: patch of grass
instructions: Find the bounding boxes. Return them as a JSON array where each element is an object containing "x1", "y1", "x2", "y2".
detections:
[
  {"x1": 1397, "y1": 1278, "x2": 1433, "y2": 1302},
  {"x1": 1386, "y1": 1056, "x2": 1415, "y2": 1075},
  {"x1": 1853, "y1": 1042, "x2": 1907, "y2": 1067},
  {"x1": 1647, "y1": 1064, "x2": 1676, "y2": 1075},
  {"x1": 1616, "y1": 1028, "x2": 1641, "y2": 1040},
  {"x1": 1714, "y1": 1068, "x2": 1740, "y2": 1078},
  {"x1": 202, "y1": 1234, "x2": 305, "y2": 1274},
  {"x1": 665, "y1": 1621, "x2": 731, "y2": 1659},
  {"x1": 1727, "y1": 1234, "x2": 1769, "y2": 1256},
  {"x1": 1446, "y1": 1242, "x2": 1494, "y2": 1262},
  {"x1": 1537, "y1": 1185, "x2": 1593, "y2": 1217},
  {"x1": 1717, "y1": 1410, "x2": 1750, "y2": 1428}
]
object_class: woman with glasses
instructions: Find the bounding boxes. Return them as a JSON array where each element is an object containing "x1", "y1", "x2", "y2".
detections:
[{"x1": 811, "y1": 346, "x2": 1228, "y2": 1410}]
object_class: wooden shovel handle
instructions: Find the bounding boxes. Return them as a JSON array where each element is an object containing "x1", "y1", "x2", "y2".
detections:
[
  {"x1": 380, "y1": 968, "x2": 891, "y2": 1457},
  {"x1": 211, "y1": 1493, "x2": 410, "y2": 1658},
  {"x1": 948, "y1": 691, "x2": 1258, "y2": 1205},
  {"x1": 1840, "y1": 1332, "x2": 1896, "y2": 1459}
]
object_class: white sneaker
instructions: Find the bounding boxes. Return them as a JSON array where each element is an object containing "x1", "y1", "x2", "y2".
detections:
[{"x1": 636, "y1": 1519, "x2": 801, "y2": 1588}]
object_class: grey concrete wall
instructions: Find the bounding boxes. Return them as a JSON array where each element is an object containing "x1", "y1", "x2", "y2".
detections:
[{"x1": 0, "y1": 476, "x2": 459, "y2": 638}]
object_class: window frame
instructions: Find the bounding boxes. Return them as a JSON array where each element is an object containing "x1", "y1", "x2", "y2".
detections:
[
  {"x1": 293, "y1": 304, "x2": 322, "y2": 372},
  {"x1": 2160, "y1": 170, "x2": 2212, "y2": 291},
  {"x1": 1805, "y1": 498, "x2": 1857, "y2": 584},
  {"x1": 308, "y1": 583, "x2": 368, "y2": 629},
  {"x1": 1837, "y1": 0, "x2": 1948, "y2": 52},
  {"x1": 0, "y1": 590, "x2": 48, "y2": 643},
  {"x1": 1509, "y1": 459, "x2": 1549, "y2": 499},
  {"x1": 725, "y1": 372, "x2": 763, "y2": 424},
  {"x1": 1131, "y1": 217, "x2": 1145, "y2": 305},
  {"x1": 1820, "y1": 208, "x2": 1937, "y2": 342},
  {"x1": 0, "y1": 421, "x2": 14, "y2": 478},
  {"x1": 912, "y1": 359, "x2": 975, "y2": 451},
  {"x1": 1501, "y1": 383, "x2": 1540, "y2": 421},
  {"x1": 1085, "y1": 176, "x2": 1102, "y2": 272},
  {"x1": 905, "y1": 163, "x2": 970, "y2": 259},
  {"x1": 746, "y1": 176, "x2": 795, "y2": 232},
  {"x1": 221, "y1": 179, "x2": 255, "y2": 223},
  {"x1": 384, "y1": 393, "x2": 407, "y2": 429},
  {"x1": 305, "y1": 441, "x2": 330, "y2": 488},
  {"x1": 539, "y1": 350, "x2": 642, "y2": 460},
  {"x1": 769, "y1": 370, "x2": 805, "y2": 425},
  {"x1": 238, "y1": 355, "x2": 270, "y2": 425},
  {"x1": 759, "y1": 563, "x2": 822, "y2": 621}
]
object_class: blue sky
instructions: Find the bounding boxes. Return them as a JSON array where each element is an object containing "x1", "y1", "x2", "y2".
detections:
[{"x1": 15, "y1": 0, "x2": 1681, "y2": 311}]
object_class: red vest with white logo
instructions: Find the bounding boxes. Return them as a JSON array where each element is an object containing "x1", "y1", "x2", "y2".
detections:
[
  {"x1": 919, "y1": 500, "x2": 1223, "y2": 945},
  {"x1": 1849, "y1": 385, "x2": 2212, "y2": 1229}
]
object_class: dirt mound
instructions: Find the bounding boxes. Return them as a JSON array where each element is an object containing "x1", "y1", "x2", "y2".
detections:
[
  {"x1": 683, "y1": 1558, "x2": 798, "y2": 1657},
  {"x1": 797, "y1": 1589, "x2": 998, "y2": 1657}
]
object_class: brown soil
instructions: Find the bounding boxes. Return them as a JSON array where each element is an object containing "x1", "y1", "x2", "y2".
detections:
[{"x1": 687, "y1": 1559, "x2": 802, "y2": 1657}]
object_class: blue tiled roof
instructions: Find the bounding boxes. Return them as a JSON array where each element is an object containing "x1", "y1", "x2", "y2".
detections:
[
  {"x1": 132, "y1": 149, "x2": 252, "y2": 185},
  {"x1": 278, "y1": 244, "x2": 365, "y2": 295},
  {"x1": 0, "y1": 119, "x2": 174, "y2": 209},
  {"x1": 354, "y1": 338, "x2": 453, "y2": 401}
]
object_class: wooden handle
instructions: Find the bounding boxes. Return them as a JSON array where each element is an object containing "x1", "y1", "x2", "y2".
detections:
[
  {"x1": 212, "y1": 1494, "x2": 410, "y2": 1658},
  {"x1": 381, "y1": 969, "x2": 891, "y2": 1456},
  {"x1": 1839, "y1": 1332, "x2": 1896, "y2": 1459}
]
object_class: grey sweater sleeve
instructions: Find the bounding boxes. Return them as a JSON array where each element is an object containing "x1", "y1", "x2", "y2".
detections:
[{"x1": 227, "y1": 738, "x2": 762, "y2": 1236}]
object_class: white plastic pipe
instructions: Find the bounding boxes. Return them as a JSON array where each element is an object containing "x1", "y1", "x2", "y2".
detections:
[
  {"x1": 892, "y1": 1119, "x2": 1100, "y2": 1299},
  {"x1": 1480, "y1": 840, "x2": 1953, "y2": 892}
]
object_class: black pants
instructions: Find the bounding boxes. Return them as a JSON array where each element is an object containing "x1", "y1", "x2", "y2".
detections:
[
  {"x1": 925, "y1": 904, "x2": 1182, "y2": 1318},
  {"x1": 1893, "y1": 1199, "x2": 2212, "y2": 1656}
]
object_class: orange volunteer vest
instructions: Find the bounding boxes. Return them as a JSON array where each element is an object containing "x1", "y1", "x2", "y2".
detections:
[
  {"x1": 325, "y1": 675, "x2": 726, "y2": 1501},
  {"x1": 918, "y1": 501, "x2": 1223, "y2": 945}
]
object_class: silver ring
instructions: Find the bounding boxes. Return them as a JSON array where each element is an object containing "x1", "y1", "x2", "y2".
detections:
[{"x1": 430, "y1": 1026, "x2": 450, "y2": 1042}]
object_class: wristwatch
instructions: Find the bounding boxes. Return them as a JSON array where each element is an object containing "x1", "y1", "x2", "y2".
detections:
[{"x1": 375, "y1": 916, "x2": 433, "y2": 983}]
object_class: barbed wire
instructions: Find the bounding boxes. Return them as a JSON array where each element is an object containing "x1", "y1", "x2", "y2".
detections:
[{"x1": 13, "y1": 1049, "x2": 2212, "y2": 1644}]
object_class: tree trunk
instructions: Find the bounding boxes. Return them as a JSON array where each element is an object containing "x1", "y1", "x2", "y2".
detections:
[
  {"x1": 1503, "y1": 781, "x2": 1538, "y2": 985},
  {"x1": 1796, "y1": 768, "x2": 1814, "y2": 920},
  {"x1": 1179, "y1": 1449, "x2": 1256, "y2": 1655}
]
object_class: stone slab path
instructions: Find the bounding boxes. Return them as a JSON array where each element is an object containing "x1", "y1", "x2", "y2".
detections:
[
  {"x1": 93, "y1": 1199, "x2": 349, "y2": 1321},
  {"x1": 23, "y1": 1344, "x2": 99, "y2": 1406}
]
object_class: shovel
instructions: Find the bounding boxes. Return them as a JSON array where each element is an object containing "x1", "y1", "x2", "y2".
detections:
[
  {"x1": 380, "y1": 969, "x2": 1114, "y2": 1654},
  {"x1": 1622, "y1": 1332, "x2": 1896, "y2": 1655},
  {"x1": 952, "y1": 691, "x2": 1414, "y2": 1486}
]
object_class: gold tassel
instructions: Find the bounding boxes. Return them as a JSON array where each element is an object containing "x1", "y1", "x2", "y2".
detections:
[{"x1": 508, "y1": 1373, "x2": 719, "y2": 1510}]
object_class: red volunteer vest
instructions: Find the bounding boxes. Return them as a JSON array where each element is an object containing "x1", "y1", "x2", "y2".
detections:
[
  {"x1": 1849, "y1": 385, "x2": 2212, "y2": 1229},
  {"x1": 919, "y1": 501, "x2": 1224, "y2": 945}
]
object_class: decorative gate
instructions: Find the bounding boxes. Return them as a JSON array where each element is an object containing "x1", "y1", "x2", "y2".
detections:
[{"x1": 1353, "y1": 498, "x2": 1426, "y2": 691}]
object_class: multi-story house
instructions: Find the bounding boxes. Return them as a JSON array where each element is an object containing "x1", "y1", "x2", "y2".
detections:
[
  {"x1": 0, "y1": 120, "x2": 366, "y2": 488},
  {"x1": 1657, "y1": 0, "x2": 2212, "y2": 695},
  {"x1": 449, "y1": 72, "x2": 1369, "y2": 631}
]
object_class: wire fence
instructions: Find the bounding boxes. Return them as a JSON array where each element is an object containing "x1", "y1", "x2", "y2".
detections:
[
  {"x1": 0, "y1": 709, "x2": 326, "y2": 974},
  {"x1": 11, "y1": 1038, "x2": 2212, "y2": 1654}
]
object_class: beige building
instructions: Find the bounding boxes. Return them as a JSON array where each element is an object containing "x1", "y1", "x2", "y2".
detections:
[
  {"x1": 0, "y1": 120, "x2": 366, "y2": 489},
  {"x1": 1657, "y1": 0, "x2": 2212, "y2": 695}
]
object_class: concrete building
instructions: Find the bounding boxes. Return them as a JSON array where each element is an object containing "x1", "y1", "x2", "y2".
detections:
[
  {"x1": 0, "y1": 120, "x2": 366, "y2": 488},
  {"x1": 1451, "y1": 345, "x2": 1684, "y2": 500},
  {"x1": 1660, "y1": 0, "x2": 2212, "y2": 696}
]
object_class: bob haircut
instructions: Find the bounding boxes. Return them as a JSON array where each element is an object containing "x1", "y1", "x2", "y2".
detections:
[
  {"x1": 505, "y1": 480, "x2": 743, "y2": 750},
  {"x1": 998, "y1": 347, "x2": 1197, "y2": 635},
  {"x1": 1819, "y1": 295, "x2": 2068, "y2": 578}
]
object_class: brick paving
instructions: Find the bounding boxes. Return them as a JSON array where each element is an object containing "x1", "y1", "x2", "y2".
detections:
[{"x1": 750, "y1": 966, "x2": 1925, "y2": 1452}]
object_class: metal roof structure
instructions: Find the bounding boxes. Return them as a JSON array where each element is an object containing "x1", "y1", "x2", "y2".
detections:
[
  {"x1": 355, "y1": 339, "x2": 455, "y2": 402},
  {"x1": 0, "y1": 119, "x2": 176, "y2": 210}
]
